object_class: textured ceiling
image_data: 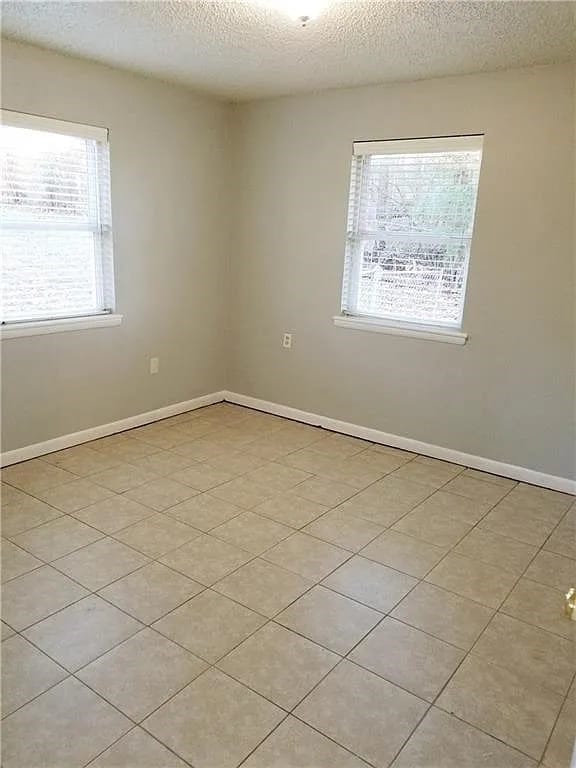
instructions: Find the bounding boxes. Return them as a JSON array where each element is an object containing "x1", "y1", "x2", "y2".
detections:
[{"x1": 2, "y1": 1, "x2": 575, "y2": 101}]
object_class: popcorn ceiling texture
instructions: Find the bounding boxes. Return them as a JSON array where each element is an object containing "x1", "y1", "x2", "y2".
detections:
[{"x1": 2, "y1": 0, "x2": 575, "y2": 100}]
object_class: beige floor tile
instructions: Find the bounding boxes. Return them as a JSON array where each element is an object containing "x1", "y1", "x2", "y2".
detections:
[
  {"x1": 310, "y1": 434, "x2": 371, "y2": 458},
  {"x1": 42, "y1": 445, "x2": 120, "y2": 476},
  {"x1": 1, "y1": 487, "x2": 63, "y2": 537},
  {"x1": 315, "y1": 453, "x2": 386, "y2": 489},
  {"x1": 524, "y1": 550, "x2": 576, "y2": 592},
  {"x1": 171, "y1": 436, "x2": 229, "y2": 462},
  {"x1": 92, "y1": 438, "x2": 160, "y2": 462},
  {"x1": 99, "y1": 562, "x2": 204, "y2": 623},
  {"x1": 1, "y1": 539, "x2": 43, "y2": 582},
  {"x1": 2, "y1": 635, "x2": 68, "y2": 717},
  {"x1": 479, "y1": 504, "x2": 556, "y2": 547},
  {"x1": 34, "y1": 478, "x2": 115, "y2": 513},
  {"x1": 502, "y1": 579, "x2": 576, "y2": 641},
  {"x1": 129, "y1": 450, "x2": 196, "y2": 476},
  {"x1": 72, "y1": 495, "x2": 155, "y2": 533},
  {"x1": 243, "y1": 715, "x2": 371, "y2": 768},
  {"x1": 473, "y1": 614, "x2": 575, "y2": 696},
  {"x1": 245, "y1": 462, "x2": 312, "y2": 491},
  {"x1": 78, "y1": 629, "x2": 207, "y2": 721},
  {"x1": 2, "y1": 565, "x2": 88, "y2": 630},
  {"x1": 542, "y1": 696, "x2": 576, "y2": 768},
  {"x1": 142, "y1": 668, "x2": 284, "y2": 768},
  {"x1": 214, "y1": 557, "x2": 312, "y2": 617},
  {"x1": 292, "y1": 477, "x2": 358, "y2": 507},
  {"x1": 437, "y1": 655, "x2": 563, "y2": 759},
  {"x1": 357, "y1": 449, "x2": 412, "y2": 475},
  {"x1": 277, "y1": 585, "x2": 382, "y2": 654},
  {"x1": 322, "y1": 555, "x2": 416, "y2": 613},
  {"x1": 506, "y1": 484, "x2": 573, "y2": 520},
  {"x1": 339, "y1": 477, "x2": 435, "y2": 526},
  {"x1": 53, "y1": 537, "x2": 150, "y2": 591},
  {"x1": 369, "y1": 444, "x2": 416, "y2": 460},
  {"x1": 425, "y1": 552, "x2": 518, "y2": 608},
  {"x1": 211, "y1": 511, "x2": 293, "y2": 554},
  {"x1": 2, "y1": 621, "x2": 16, "y2": 640},
  {"x1": 90, "y1": 463, "x2": 160, "y2": 493},
  {"x1": 391, "y1": 459, "x2": 463, "y2": 488},
  {"x1": 545, "y1": 520, "x2": 576, "y2": 560},
  {"x1": 205, "y1": 450, "x2": 269, "y2": 476},
  {"x1": 361, "y1": 530, "x2": 448, "y2": 578},
  {"x1": 405, "y1": 489, "x2": 493, "y2": 524},
  {"x1": 132, "y1": 427, "x2": 192, "y2": 450},
  {"x1": 153, "y1": 589, "x2": 265, "y2": 662},
  {"x1": 303, "y1": 508, "x2": 383, "y2": 552},
  {"x1": 168, "y1": 464, "x2": 236, "y2": 491},
  {"x1": 391, "y1": 707, "x2": 536, "y2": 768},
  {"x1": 350, "y1": 617, "x2": 464, "y2": 701},
  {"x1": 453, "y1": 528, "x2": 538, "y2": 575},
  {"x1": 2, "y1": 459, "x2": 78, "y2": 493},
  {"x1": 1, "y1": 677, "x2": 131, "y2": 768},
  {"x1": 114, "y1": 514, "x2": 199, "y2": 558},
  {"x1": 392, "y1": 506, "x2": 472, "y2": 548},
  {"x1": 123, "y1": 477, "x2": 199, "y2": 511},
  {"x1": 24, "y1": 594, "x2": 142, "y2": 671},
  {"x1": 442, "y1": 475, "x2": 510, "y2": 504},
  {"x1": 391, "y1": 582, "x2": 493, "y2": 649},
  {"x1": 12, "y1": 515, "x2": 103, "y2": 561},
  {"x1": 88, "y1": 727, "x2": 189, "y2": 767},
  {"x1": 218, "y1": 622, "x2": 338, "y2": 710},
  {"x1": 295, "y1": 660, "x2": 427, "y2": 767},
  {"x1": 255, "y1": 493, "x2": 329, "y2": 528},
  {"x1": 280, "y1": 447, "x2": 338, "y2": 475},
  {"x1": 160, "y1": 533, "x2": 252, "y2": 585},
  {"x1": 211, "y1": 476, "x2": 277, "y2": 509},
  {"x1": 166, "y1": 492, "x2": 243, "y2": 530},
  {"x1": 459, "y1": 468, "x2": 518, "y2": 489},
  {"x1": 264, "y1": 532, "x2": 350, "y2": 582}
]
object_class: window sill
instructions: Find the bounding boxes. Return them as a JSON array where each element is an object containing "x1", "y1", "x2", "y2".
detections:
[
  {"x1": 1, "y1": 313, "x2": 124, "y2": 339},
  {"x1": 332, "y1": 315, "x2": 468, "y2": 345}
]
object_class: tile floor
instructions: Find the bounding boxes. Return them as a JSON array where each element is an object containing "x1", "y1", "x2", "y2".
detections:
[{"x1": 1, "y1": 402, "x2": 575, "y2": 768}]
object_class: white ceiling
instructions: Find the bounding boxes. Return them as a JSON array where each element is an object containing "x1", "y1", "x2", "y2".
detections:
[{"x1": 2, "y1": 1, "x2": 575, "y2": 101}]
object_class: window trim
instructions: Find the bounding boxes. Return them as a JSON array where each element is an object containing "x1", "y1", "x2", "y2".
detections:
[
  {"x1": 332, "y1": 314, "x2": 468, "y2": 344},
  {"x1": 340, "y1": 134, "x2": 483, "y2": 336},
  {"x1": 1, "y1": 313, "x2": 123, "y2": 340},
  {"x1": 1, "y1": 109, "x2": 116, "y2": 329}
]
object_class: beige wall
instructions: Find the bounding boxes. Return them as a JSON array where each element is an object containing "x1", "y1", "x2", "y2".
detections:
[
  {"x1": 2, "y1": 43, "x2": 574, "y2": 481},
  {"x1": 1, "y1": 40, "x2": 231, "y2": 451},
  {"x1": 229, "y1": 64, "x2": 576, "y2": 479}
]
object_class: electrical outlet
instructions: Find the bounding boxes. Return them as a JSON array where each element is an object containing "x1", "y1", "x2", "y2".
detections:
[
  {"x1": 150, "y1": 357, "x2": 159, "y2": 374},
  {"x1": 282, "y1": 333, "x2": 293, "y2": 349}
]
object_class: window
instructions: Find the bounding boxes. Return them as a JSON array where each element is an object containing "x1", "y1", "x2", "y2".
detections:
[
  {"x1": 339, "y1": 135, "x2": 483, "y2": 337},
  {"x1": 1, "y1": 110, "x2": 116, "y2": 331}
]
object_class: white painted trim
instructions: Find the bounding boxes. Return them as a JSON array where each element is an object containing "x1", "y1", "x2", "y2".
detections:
[
  {"x1": 223, "y1": 391, "x2": 576, "y2": 495},
  {"x1": 3, "y1": 387, "x2": 574, "y2": 494},
  {"x1": 0, "y1": 391, "x2": 226, "y2": 467},
  {"x1": 1, "y1": 109, "x2": 108, "y2": 143},
  {"x1": 333, "y1": 315, "x2": 468, "y2": 345},
  {"x1": 1, "y1": 314, "x2": 124, "y2": 339},
  {"x1": 353, "y1": 135, "x2": 483, "y2": 156}
]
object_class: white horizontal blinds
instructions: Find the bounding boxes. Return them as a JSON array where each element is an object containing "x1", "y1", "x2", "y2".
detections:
[
  {"x1": 342, "y1": 136, "x2": 483, "y2": 328},
  {"x1": 1, "y1": 111, "x2": 114, "y2": 323}
]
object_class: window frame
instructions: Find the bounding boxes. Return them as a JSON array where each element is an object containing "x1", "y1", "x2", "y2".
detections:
[
  {"x1": 0, "y1": 109, "x2": 122, "y2": 339},
  {"x1": 335, "y1": 134, "x2": 484, "y2": 344}
]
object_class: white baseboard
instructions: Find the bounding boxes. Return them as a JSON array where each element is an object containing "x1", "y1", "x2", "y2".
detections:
[
  {"x1": 0, "y1": 391, "x2": 226, "y2": 467},
  {"x1": 2, "y1": 387, "x2": 574, "y2": 495},
  {"x1": 223, "y1": 391, "x2": 576, "y2": 495}
]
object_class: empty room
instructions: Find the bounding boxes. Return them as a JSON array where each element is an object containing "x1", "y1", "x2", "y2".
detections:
[{"x1": 1, "y1": 1, "x2": 575, "y2": 766}]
